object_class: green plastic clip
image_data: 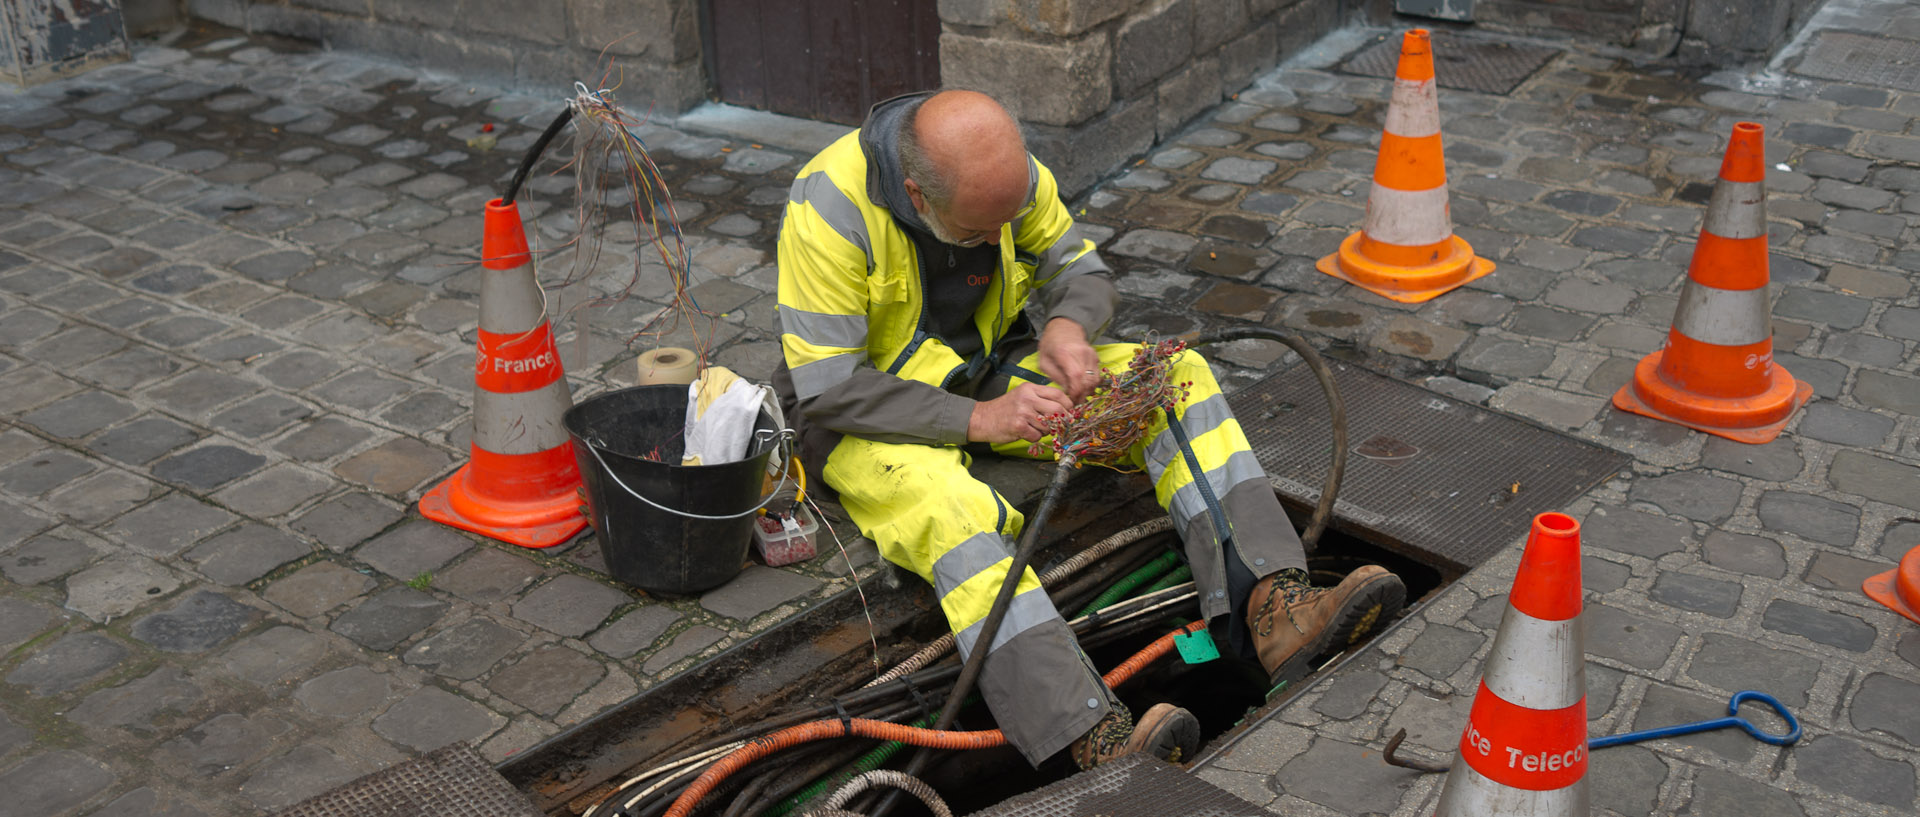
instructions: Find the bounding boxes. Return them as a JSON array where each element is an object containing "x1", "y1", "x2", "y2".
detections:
[{"x1": 1173, "y1": 629, "x2": 1220, "y2": 664}]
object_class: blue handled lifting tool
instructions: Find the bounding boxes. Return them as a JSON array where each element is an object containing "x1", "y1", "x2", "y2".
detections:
[
  {"x1": 1588, "y1": 689, "x2": 1801, "y2": 749},
  {"x1": 1383, "y1": 690, "x2": 1801, "y2": 773}
]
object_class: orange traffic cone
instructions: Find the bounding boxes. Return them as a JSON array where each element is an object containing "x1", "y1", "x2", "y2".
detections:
[
  {"x1": 1317, "y1": 29, "x2": 1493, "y2": 303},
  {"x1": 1434, "y1": 512, "x2": 1589, "y2": 815},
  {"x1": 1864, "y1": 545, "x2": 1920, "y2": 625},
  {"x1": 1612, "y1": 122, "x2": 1810, "y2": 443},
  {"x1": 419, "y1": 199, "x2": 588, "y2": 548}
]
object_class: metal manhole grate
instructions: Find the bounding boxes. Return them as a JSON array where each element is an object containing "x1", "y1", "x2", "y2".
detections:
[
  {"x1": 1228, "y1": 361, "x2": 1628, "y2": 575},
  {"x1": 965, "y1": 754, "x2": 1267, "y2": 817},
  {"x1": 1338, "y1": 30, "x2": 1561, "y2": 94},
  {"x1": 271, "y1": 743, "x2": 541, "y2": 817},
  {"x1": 1793, "y1": 31, "x2": 1920, "y2": 91}
]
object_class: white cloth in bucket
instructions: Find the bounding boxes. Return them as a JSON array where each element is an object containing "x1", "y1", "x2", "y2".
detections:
[{"x1": 682, "y1": 367, "x2": 774, "y2": 466}]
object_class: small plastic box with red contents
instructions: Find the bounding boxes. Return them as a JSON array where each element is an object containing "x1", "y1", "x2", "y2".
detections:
[{"x1": 752, "y1": 504, "x2": 818, "y2": 566}]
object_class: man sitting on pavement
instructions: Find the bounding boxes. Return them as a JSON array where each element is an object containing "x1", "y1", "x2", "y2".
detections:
[{"x1": 772, "y1": 88, "x2": 1407, "y2": 769}]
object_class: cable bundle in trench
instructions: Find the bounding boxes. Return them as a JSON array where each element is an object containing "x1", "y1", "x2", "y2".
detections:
[
  {"x1": 583, "y1": 574, "x2": 1203, "y2": 817},
  {"x1": 584, "y1": 330, "x2": 1348, "y2": 817}
]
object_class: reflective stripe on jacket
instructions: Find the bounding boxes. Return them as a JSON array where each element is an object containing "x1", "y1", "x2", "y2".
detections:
[{"x1": 775, "y1": 129, "x2": 1114, "y2": 446}]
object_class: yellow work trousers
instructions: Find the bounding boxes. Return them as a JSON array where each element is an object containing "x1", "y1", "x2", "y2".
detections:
[{"x1": 823, "y1": 344, "x2": 1304, "y2": 765}]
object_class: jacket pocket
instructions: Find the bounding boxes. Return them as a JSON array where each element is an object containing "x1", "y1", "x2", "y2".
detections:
[{"x1": 867, "y1": 268, "x2": 910, "y2": 304}]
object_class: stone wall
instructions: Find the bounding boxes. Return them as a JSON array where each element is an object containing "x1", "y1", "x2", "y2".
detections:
[
  {"x1": 1466, "y1": 0, "x2": 1817, "y2": 61},
  {"x1": 176, "y1": 0, "x2": 1813, "y2": 198},
  {"x1": 941, "y1": 0, "x2": 1368, "y2": 195},
  {"x1": 182, "y1": 0, "x2": 707, "y2": 115},
  {"x1": 183, "y1": 0, "x2": 1364, "y2": 196}
]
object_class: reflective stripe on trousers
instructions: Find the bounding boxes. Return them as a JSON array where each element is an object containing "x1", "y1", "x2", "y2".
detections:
[
  {"x1": 824, "y1": 343, "x2": 1307, "y2": 764},
  {"x1": 824, "y1": 436, "x2": 1113, "y2": 765}
]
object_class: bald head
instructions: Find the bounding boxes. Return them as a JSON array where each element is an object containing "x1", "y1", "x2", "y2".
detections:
[{"x1": 901, "y1": 90, "x2": 1029, "y2": 228}]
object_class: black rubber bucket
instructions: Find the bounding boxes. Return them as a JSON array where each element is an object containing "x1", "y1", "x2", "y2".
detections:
[{"x1": 564, "y1": 385, "x2": 782, "y2": 595}]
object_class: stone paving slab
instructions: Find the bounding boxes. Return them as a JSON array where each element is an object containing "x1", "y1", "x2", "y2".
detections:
[{"x1": 1, "y1": 6, "x2": 1919, "y2": 817}]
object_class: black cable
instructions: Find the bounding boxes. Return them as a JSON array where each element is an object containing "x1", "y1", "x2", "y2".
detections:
[
  {"x1": 736, "y1": 738, "x2": 879, "y2": 817},
  {"x1": 502, "y1": 107, "x2": 574, "y2": 205},
  {"x1": 611, "y1": 697, "x2": 923, "y2": 817},
  {"x1": 678, "y1": 330, "x2": 1339, "y2": 816},
  {"x1": 1048, "y1": 534, "x2": 1173, "y2": 616},
  {"x1": 666, "y1": 664, "x2": 967, "y2": 765},
  {"x1": 720, "y1": 766, "x2": 782, "y2": 817},
  {"x1": 1183, "y1": 327, "x2": 1348, "y2": 549},
  {"x1": 875, "y1": 458, "x2": 1077, "y2": 817}
]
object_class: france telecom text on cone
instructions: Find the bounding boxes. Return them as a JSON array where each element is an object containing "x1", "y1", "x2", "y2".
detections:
[
  {"x1": 419, "y1": 198, "x2": 589, "y2": 548},
  {"x1": 1317, "y1": 28, "x2": 1493, "y2": 303},
  {"x1": 1612, "y1": 121, "x2": 1810, "y2": 443},
  {"x1": 1434, "y1": 512, "x2": 1589, "y2": 815}
]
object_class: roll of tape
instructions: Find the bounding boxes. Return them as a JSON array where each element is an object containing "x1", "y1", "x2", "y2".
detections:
[{"x1": 636, "y1": 347, "x2": 698, "y2": 386}]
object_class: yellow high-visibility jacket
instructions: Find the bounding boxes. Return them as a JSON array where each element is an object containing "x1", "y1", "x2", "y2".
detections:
[{"x1": 774, "y1": 116, "x2": 1115, "y2": 450}]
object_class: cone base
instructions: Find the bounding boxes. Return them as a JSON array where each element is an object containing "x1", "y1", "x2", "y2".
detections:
[
  {"x1": 1863, "y1": 545, "x2": 1920, "y2": 625},
  {"x1": 1435, "y1": 761, "x2": 1590, "y2": 815},
  {"x1": 1316, "y1": 232, "x2": 1494, "y2": 304},
  {"x1": 1612, "y1": 350, "x2": 1812, "y2": 444},
  {"x1": 420, "y1": 463, "x2": 587, "y2": 549}
]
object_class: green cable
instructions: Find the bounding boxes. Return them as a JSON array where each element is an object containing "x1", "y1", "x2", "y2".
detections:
[
  {"x1": 761, "y1": 725, "x2": 917, "y2": 817},
  {"x1": 1137, "y1": 564, "x2": 1193, "y2": 596},
  {"x1": 1075, "y1": 550, "x2": 1182, "y2": 619},
  {"x1": 769, "y1": 552, "x2": 1184, "y2": 817}
]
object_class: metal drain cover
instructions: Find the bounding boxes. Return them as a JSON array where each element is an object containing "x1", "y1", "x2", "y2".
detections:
[
  {"x1": 966, "y1": 754, "x2": 1267, "y2": 817},
  {"x1": 1793, "y1": 31, "x2": 1920, "y2": 91},
  {"x1": 1338, "y1": 30, "x2": 1559, "y2": 94},
  {"x1": 271, "y1": 743, "x2": 541, "y2": 817},
  {"x1": 1229, "y1": 361, "x2": 1628, "y2": 575}
]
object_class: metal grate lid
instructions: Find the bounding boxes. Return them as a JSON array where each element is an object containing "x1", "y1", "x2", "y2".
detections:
[
  {"x1": 1793, "y1": 31, "x2": 1920, "y2": 91},
  {"x1": 1338, "y1": 30, "x2": 1560, "y2": 95},
  {"x1": 1228, "y1": 361, "x2": 1627, "y2": 575},
  {"x1": 271, "y1": 743, "x2": 541, "y2": 817},
  {"x1": 964, "y1": 754, "x2": 1268, "y2": 817}
]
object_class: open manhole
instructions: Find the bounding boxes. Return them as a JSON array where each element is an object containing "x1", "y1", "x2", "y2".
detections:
[
  {"x1": 1337, "y1": 30, "x2": 1561, "y2": 94},
  {"x1": 497, "y1": 361, "x2": 1624, "y2": 816},
  {"x1": 1792, "y1": 31, "x2": 1920, "y2": 91}
]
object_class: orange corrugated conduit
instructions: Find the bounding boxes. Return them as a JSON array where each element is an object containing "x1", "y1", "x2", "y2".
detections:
[{"x1": 662, "y1": 620, "x2": 1207, "y2": 817}]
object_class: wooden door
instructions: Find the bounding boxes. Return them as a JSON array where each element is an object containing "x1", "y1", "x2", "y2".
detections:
[{"x1": 704, "y1": 0, "x2": 941, "y2": 126}]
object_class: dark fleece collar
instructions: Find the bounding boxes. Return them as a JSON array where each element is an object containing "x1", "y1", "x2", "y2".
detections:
[{"x1": 859, "y1": 91, "x2": 936, "y2": 235}]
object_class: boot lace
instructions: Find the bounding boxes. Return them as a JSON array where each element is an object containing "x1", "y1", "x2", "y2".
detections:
[
  {"x1": 1253, "y1": 569, "x2": 1316, "y2": 638},
  {"x1": 1072, "y1": 706, "x2": 1134, "y2": 770}
]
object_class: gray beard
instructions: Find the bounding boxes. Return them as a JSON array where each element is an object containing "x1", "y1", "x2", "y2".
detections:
[{"x1": 913, "y1": 200, "x2": 967, "y2": 246}]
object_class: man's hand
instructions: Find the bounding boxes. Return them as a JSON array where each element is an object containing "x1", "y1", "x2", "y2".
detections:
[
  {"x1": 1038, "y1": 317, "x2": 1101, "y2": 403},
  {"x1": 968, "y1": 383, "x2": 1074, "y2": 444}
]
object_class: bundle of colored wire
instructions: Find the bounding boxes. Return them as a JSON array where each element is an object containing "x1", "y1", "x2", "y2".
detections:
[
  {"x1": 565, "y1": 81, "x2": 715, "y2": 363},
  {"x1": 1031, "y1": 337, "x2": 1192, "y2": 466}
]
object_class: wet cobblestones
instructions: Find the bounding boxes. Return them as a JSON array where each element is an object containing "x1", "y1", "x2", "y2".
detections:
[{"x1": 0, "y1": 4, "x2": 1916, "y2": 815}]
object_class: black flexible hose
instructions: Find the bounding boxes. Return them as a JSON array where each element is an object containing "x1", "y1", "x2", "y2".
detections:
[
  {"x1": 875, "y1": 458, "x2": 1077, "y2": 817},
  {"x1": 870, "y1": 334, "x2": 1345, "y2": 816},
  {"x1": 502, "y1": 107, "x2": 574, "y2": 205},
  {"x1": 743, "y1": 331, "x2": 1341, "y2": 817},
  {"x1": 1181, "y1": 327, "x2": 1348, "y2": 550},
  {"x1": 625, "y1": 577, "x2": 1202, "y2": 816},
  {"x1": 734, "y1": 738, "x2": 878, "y2": 817},
  {"x1": 928, "y1": 459, "x2": 1075, "y2": 732}
]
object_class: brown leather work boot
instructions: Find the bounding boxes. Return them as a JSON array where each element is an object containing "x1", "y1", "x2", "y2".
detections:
[
  {"x1": 1250, "y1": 566, "x2": 1406, "y2": 686},
  {"x1": 1068, "y1": 702, "x2": 1202, "y2": 770}
]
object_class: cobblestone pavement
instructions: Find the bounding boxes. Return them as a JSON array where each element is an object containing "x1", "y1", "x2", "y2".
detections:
[{"x1": 2, "y1": 0, "x2": 1919, "y2": 814}]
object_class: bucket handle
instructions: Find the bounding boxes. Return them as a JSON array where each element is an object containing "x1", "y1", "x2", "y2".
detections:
[{"x1": 581, "y1": 428, "x2": 796, "y2": 521}]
